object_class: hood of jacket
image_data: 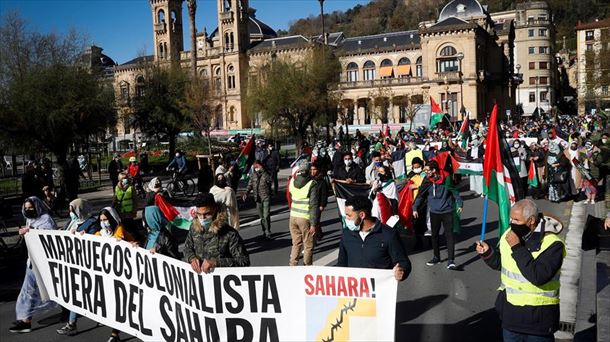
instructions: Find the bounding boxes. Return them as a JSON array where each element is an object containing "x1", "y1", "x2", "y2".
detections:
[
  {"x1": 69, "y1": 198, "x2": 93, "y2": 223},
  {"x1": 100, "y1": 206, "x2": 122, "y2": 226},
  {"x1": 293, "y1": 174, "x2": 313, "y2": 188},
  {"x1": 23, "y1": 196, "x2": 56, "y2": 230},
  {"x1": 191, "y1": 204, "x2": 228, "y2": 234}
]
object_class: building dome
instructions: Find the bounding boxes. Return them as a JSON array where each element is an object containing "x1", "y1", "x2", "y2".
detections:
[{"x1": 439, "y1": 0, "x2": 486, "y2": 21}]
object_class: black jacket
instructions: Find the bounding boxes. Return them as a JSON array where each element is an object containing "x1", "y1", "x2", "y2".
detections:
[
  {"x1": 333, "y1": 164, "x2": 365, "y2": 183},
  {"x1": 336, "y1": 219, "x2": 412, "y2": 281},
  {"x1": 480, "y1": 227, "x2": 564, "y2": 336},
  {"x1": 154, "y1": 228, "x2": 181, "y2": 260}
]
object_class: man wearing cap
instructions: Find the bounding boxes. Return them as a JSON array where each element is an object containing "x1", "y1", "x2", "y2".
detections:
[
  {"x1": 288, "y1": 161, "x2": 319, "y2": 265},
  {"x1": 184, "y1": 194, "x2": 250, "y2": 273}
]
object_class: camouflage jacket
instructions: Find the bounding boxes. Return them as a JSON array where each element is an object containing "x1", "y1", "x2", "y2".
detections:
[{"x1": 183, "y1": 208, "x2": 250, "y2": 267}]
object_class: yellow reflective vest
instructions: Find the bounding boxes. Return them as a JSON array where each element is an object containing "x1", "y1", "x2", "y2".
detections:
[
  {"x1": 289, "y1": 179, "x2": 313, "y2": 220},
  {"x1": 115, "y1": 185, "x2": 134, "y2": 214},
  {"x1": 499, "y1": 229, "x2": 565, "y2": 306}
]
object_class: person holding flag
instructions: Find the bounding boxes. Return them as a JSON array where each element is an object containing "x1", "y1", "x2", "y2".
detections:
[
  {"x1": 412, "y1": 160, "x2": 463, "y2": 270},
  {"x1": 475, "y1": 199, "x2": 565, "y2": 342},
  {"x1": 429, "y1": 96, "x2": 444, "y2": 129}
]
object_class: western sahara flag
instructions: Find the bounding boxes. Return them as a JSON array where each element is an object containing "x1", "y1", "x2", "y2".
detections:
[
  {"x1": 429, "y1": 96, "x2": 444, "y2": 128},
  {"x1": 451, "y1": 154, "x2": 483, "y2": 175},
  {"x1": 483, "y1": 104, "x2": 524, "y2": 237},
  {"x1": 459, "y1": 115, "x2": 470, "y2": 149},
  {"x1": 237, "y1": 135, "x2": 256, "y2": 174},
  {"x1": 527, "y1": 161, "x2": 539, "y2": 188},
  {"x1": 334, "y1": 182, "x2": 372, "y2": 229},
  {"x1": 154, "y1": 194, "x2": 194, "y2": 230}
]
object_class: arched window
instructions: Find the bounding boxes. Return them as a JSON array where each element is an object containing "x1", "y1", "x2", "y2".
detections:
[
  {"x1": 119, "y1": 81, "x2": 130, "y2": 100},
  {"x1": 398, "y1": 57, "x2": 411, "y2": 65},
  {"x1": 214, "y1": 68, "x2": 222, "y2": 95},
  {"x1": 437, "y1": 45, "x2": 459, "y2": 73},
  {"x1": 363, "y1": 60, "x2": 376, "y2": 81},
  {"x1": 416, "y1": 57, "x2": 423, "y2": 78},
  {"x1": 159, "y1": 43, "x2": 164, "y2": 59},
  {"x1": 200, "y1": 68, "x2": 208, "y2": 77},
  {"x1": 158, "y1": 9, "x2": 165, "y2": 23},
  {"x1": 380, "y1": 59, "x2": 393, "y2": 79},
  {"x1": 135, "y1": 76, "x2": 145, "y2": 97},
  {"x1": 397, "y1": 58, "x2": 412, "y2": 78},
  {"x1": 346, "y1": 62, "x2": 358, "y2": 82},
  {"x1": 215, "y1": 105, "x2": 223, "y2": 129},
  {"x1": 440, "y1": 46, "x2": 457, "y2": 56},
  {"x1": 227, "y1": 64, "x2": 236, "y2": 89},
  {"x1": 229, "y1": 106, "x2": 235, "y2": 123}
]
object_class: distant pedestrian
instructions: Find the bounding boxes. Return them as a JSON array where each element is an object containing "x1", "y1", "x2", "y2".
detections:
[
  {"x1": 107, "y1": 154, "x2": 123, "y2": 192},
  {"x1": 264, "y1": 142, "x2": 281, "y2": 196},
  {"x1": 243, "y1": 160, "x2": 272, "y2": 239},
  {"x1": 288, "y1": 161, "x2": 319, "y2": 266}
]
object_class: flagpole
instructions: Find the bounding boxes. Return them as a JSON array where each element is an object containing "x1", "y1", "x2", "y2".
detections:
[{"x1": 480, "y1": 195, "x2": 489, "y2": 240}]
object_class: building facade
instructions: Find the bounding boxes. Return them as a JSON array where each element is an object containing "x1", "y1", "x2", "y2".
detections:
[
  {"x1": 575, "y1": 18, "x2": 610, "y2": 114},
  {"x1": 112, "y1": 0, "x2": 557, "y2": 138}
]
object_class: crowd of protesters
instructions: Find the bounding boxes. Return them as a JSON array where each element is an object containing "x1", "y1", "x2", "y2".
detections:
[{"x1": 6, "y1": 107, "x2": 610, "y2": 340}]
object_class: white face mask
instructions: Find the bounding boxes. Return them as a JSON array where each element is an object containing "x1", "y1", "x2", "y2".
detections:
[
  {"x1": 413, "y1": 167, "x2": 422, "y2": 174},
  {"x1": 603, "y1": 139, "x2": 608, "y2": 144},
  {"x1": 344, "y1": 159, "x2": 352, "y2": 166}
]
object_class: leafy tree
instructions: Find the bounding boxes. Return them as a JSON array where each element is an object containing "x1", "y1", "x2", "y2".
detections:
[
  {"x1": 132, "y1": 64, "x2": 189, "y2": 158},
  {"x1": 0, "y1": 12, "x2": 116, "y2": 185},
  {"x1": 247, "y1": 46, "x2": 341, "y2": 152}
]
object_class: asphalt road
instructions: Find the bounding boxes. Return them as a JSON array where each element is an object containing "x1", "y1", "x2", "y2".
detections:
[{"x1": 0, "y1": 175, "x2": 573, "y2": 342}]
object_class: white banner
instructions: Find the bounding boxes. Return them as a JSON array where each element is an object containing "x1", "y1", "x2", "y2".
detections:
[{"x1": 25, "y1": 230, "x2": 397, "y2": 342}]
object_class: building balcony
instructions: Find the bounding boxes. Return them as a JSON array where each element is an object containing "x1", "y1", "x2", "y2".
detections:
[
  {"x1": 337, "y1": 77, "x2": 424, "y2": 90},
  {"x1": 219, "y1": 11, "x2": 233, "y2": 22},
  {"x1": 515, "y1": 19, "x2": 551, "y2": 28},
  {"x1": 154, "y1": 23, "x2": 166, "y2": 33},
  {"x1": 434, "y1": 71, "x2": 462, "y2": 84}
]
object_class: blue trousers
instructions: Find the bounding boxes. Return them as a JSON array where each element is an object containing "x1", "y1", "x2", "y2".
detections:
[{"x1": 503, "y1": 329, "x2": 554, "y2": 342}]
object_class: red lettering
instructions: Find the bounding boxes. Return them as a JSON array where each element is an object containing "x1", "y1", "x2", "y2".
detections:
[
  {"x1": 337, "y1": 276, "x2": 347, "y2": 297},
  {"x1": 315, "y1": 275, "x2": 325, "y2": 296},
  {"x1": 304, "y1": 274, "x2": 314, "y2": 295},
  {"x1": 325, "y1": 276, "x2": 336, "y2": 296},
  {"x1": 359, "y1": 277, "x2": 370, "y2": 297},
  {"x1": 348, "y1": 277, "x2": 358, "y2": 297}
]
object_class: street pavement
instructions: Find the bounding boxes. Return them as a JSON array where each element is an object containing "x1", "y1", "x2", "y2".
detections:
[{"x1": 0, "y1": 170, "x2": 576, "y2": 342}]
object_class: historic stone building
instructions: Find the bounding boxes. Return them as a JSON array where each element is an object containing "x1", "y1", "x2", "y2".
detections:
[
  {"x1": 575, "y1": 17, "x2": 610, "y2": 114},
  {"x1": 112, "y1": 0, "x2": 557, "y2": 138}
]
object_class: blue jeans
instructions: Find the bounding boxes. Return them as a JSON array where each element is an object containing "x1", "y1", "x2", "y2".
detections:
[
  {"x1": 68, "y1": 311, "x2": 78, "y2": 323},
  {"x1": 503, "y1": 329, "x2": 554, "y2": 342}
]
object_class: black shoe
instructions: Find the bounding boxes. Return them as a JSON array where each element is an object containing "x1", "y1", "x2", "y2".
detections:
[
  {"x1": 447, "y1": 260, "x2": 457, "y2": 270},
  {"x1": 426, "y1": 257, "x2": 440, "y2": 266},
  {"x1": 9, "y1": 320, "x2": 31, "y2": 333},
  {"x1": 264, "y1": 231, "x2": 272, "y2": 239}
]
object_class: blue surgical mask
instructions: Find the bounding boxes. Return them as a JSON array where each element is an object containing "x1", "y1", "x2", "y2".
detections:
[
  {"x1": 122, "y1": 179, "x2": 129, "y2": 186},
  {"x1": 100, "y1": 221, "x2": 111, "y2": 230},
  {"x1": 345, "y1": 217, "x2": 361, "y2": 231},
  {"x1": 70, "y1": 212, "x2": 78, "y2": 221},
  {"x1": 199, "y1": 217, "x2": 213, "y2": 229}
]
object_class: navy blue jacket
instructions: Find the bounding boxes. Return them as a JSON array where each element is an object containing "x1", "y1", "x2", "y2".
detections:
[
  {"x1": 336, "y1": 219, "x2": 412, "y2": 281},
  {"x1": 413, "y1": 177, "x2": 463, "y2": 214}
]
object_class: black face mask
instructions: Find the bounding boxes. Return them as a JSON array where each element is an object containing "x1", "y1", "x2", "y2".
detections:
[
  {"x1": 511, "y1": 223, "x2": 531, "y2": 238},
  {"x1": 24, "y1": 209, "x2": 37, "y2": 219},
  {"x1": 215, "y1": 179, "x2": 227, "y2": 188}
]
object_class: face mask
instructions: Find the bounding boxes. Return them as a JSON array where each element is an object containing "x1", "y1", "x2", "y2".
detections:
[
  {"x1": 70, "y1": 212, "x2": 79, "y2": 221},
  {"x1": 510, "y1": 222, "x2": 531, "y2": 238},
  {"x1": 373, "y1": 161, "x2": 382, "y2": 167},
  {"x1": 24, "y1": 209, "x2": 37, "y2": 219},
  {"x1": 345, "y1": 217, "x2": 361, "y2": 231},
  {"x1": 514, "y1": 143, "x2": 520, "y2": 148},
  {"x1": 344, "y1": 160, "x2": 352, "y2": 166},
  {"x1": 100, "y1": 221, "x2": 111, "y2": 230},
  {"x1": 199, "y1": 217, "x2": 213, "y2": 229},
  {"x1": 216, "y1": 178, "x2": 227, "y2": 188},
  {"x1": 413, "y1": 167, "x2": 422, "y2": 174},
  {"x1": 122, "y1": 179, "x2": 129, "y2": 186},
  {"x1": 603, "y1": 139, "x2": 608, "y2": 144},
  {"x1": 320, "y1": 151, "x2": 327, "y2": 157},
  {"x1": 254, "y1": 168, "x2": 262, "y2": 173}
]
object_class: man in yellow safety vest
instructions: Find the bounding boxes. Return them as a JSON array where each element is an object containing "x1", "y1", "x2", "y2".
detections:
[
  {"x1": 476, "y1": 199, "x2": 565, "y2": 342},
  {"x1": 288, "y1": 160, "x2": 319, "y2": 266}
]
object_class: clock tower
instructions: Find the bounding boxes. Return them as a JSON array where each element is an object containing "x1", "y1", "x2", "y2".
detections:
[{"x1": 150, "y1": 0, "x2": 184, "y2": 61}]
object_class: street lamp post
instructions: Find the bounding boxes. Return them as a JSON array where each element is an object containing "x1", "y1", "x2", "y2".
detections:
[
  {"x1": 515, "y1": 64, "x2": 521, "y2": 107},
  {"x1": 456, "y1": 52, "x2": 465, "y2": 120},
  {"x1": 318, "y1": 0, "x2": 327, "y2": 45}
]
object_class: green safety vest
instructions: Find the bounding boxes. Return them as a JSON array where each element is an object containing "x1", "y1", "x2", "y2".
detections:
[
  {"x1": 115, "y1": 186, "x2": 134, "y2": 214},
  {"x1": 289, "y1": 179, "x2": 313, "y2": 220},
  {"x1": 499, "y1": 228, "x2": 565, "y2": 306}
]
